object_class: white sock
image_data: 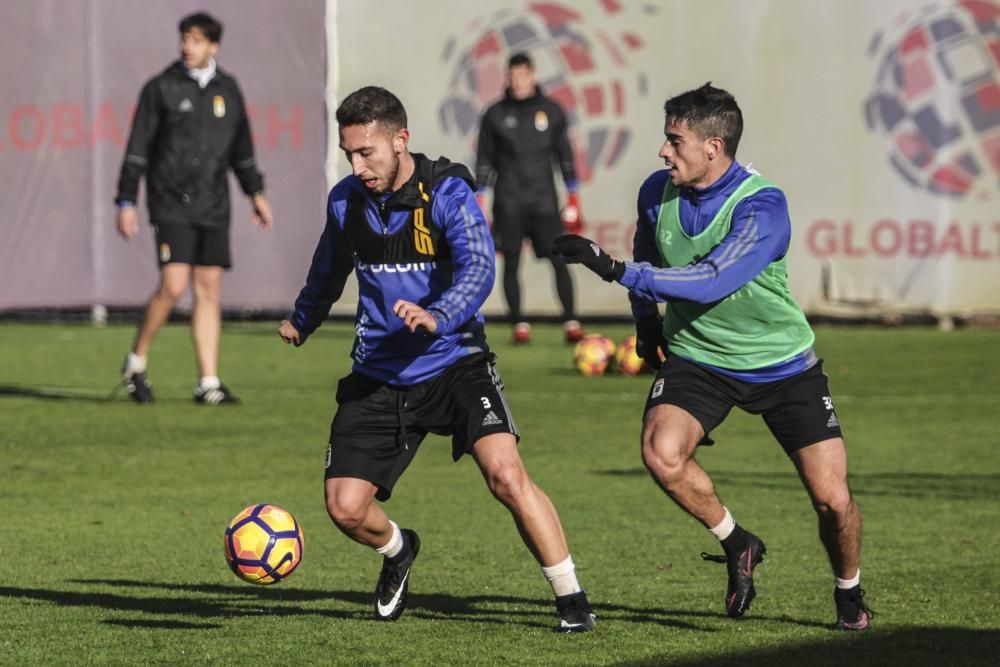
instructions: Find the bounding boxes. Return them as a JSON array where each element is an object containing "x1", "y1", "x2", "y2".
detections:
[
  {"x1": 199, "y1": 376, "x2": 221, "y2": 391},
  {"x1": 541, "y1": 555, "x2": 582, "y2": 597},
  {"x1": 709, "y1": 507, "x2": 736, "y2": 540},
  {"x1": 125, "y1": 352, "x2": 147, "y2": 375},
  {"x1": 835, "y1": 569, "x2": 860, "y2": 590},
  {"x1": 375, "y1": 521, "x2": 403, "y2": 558}
]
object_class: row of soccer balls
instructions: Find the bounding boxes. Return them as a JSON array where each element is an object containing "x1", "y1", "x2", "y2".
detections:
[{"x1": 574, "y1": 333, "x2": 652, "y2": 377}]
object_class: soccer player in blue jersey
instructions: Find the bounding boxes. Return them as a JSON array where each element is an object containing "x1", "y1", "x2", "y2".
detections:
[
  {"x1": 554, "y1": 83, "x2": 872, "y2": 630},
  {"x1": 278, "y1": 86, "x2": 594, "y2": 632}
]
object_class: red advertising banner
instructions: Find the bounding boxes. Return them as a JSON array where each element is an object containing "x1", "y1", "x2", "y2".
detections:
[{"x1": 0, "y1": 0, "x2": 326, "y2": 310}]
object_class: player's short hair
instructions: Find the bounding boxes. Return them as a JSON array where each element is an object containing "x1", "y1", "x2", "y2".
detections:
[
  {"x1": 663, "y1": 83, "x2": 743, "y2": 158},
  {"x1": 508, "y1": 52, "x2": 533, "y2": 69},
  {"x1": 336, "y1": 86, "x2": 408, "y2": 135},
  {"x1": 179, "y1": 12, "x2": 223, "y2": 44}
]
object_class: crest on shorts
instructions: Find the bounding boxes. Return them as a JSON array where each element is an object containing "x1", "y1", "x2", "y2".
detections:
[
  {"x1": 651, "y1": 378, "x2": 664, "y2": 399},
  {"x1": 534, "y1": 110, "x2": 548, "y2": 131},
  {"x1": 213, "y1": 95, "x2": 226, "y2": 118},
  {"x1": 159, "y1": 243, "x2": 171, "y2": 263}
]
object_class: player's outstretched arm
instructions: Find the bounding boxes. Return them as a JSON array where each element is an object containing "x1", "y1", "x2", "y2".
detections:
[{"x1": 278, "y1": 320, "x2": 303, "y2": 346}]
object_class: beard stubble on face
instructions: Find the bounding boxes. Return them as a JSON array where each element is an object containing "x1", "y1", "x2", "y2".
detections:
[{"x1": 379, "y1": 152, "x2": 401, "y2": 194}]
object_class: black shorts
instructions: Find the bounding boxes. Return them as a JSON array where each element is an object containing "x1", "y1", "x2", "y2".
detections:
[
  {"x1": 325, "y1": 352, "x2": 519, "y2": 500},
  {"x1": 644, "y1": 354, "x2": 844, "y2": 455},
  {"x1": 152, "y1": 223, "x2": 232, "y2": 268},
  {"x1": 493, "y1": 206, "x2": 562, "y2": 259}
]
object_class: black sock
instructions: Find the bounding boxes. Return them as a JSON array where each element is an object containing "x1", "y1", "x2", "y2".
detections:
[
  {"x1": 835, "y1": 584, "x2": 861, "y2": 599},
  {"x1": 721, "y1": 524, "x2": 750, "y2": 556},
  {"x1": 386, "y1": 530, "x2": 411, "y2": 564}
]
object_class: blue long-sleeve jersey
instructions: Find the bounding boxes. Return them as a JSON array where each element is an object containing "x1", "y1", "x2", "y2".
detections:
[
  {"x1": 621, "y1": 161, "x2": 814, "y2": 381},
  {"x1": 288, "y1": 154, "x2": 495, "y2": 386}
]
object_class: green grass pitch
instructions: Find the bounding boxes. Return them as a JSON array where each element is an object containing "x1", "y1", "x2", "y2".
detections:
[{"x1": 1, "y1": 321, "x2": 998, "y2": 665}]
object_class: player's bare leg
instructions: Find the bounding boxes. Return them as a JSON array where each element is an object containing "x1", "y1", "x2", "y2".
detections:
[
  {"x1": 121, "y1": 263, "x2": 191, "y2": 403},
  {"x1": 133, "y1": 263, "x2": 191, "y2": 358},
  {"x1": 642, "y1": 403, "x2": 766, "y2": 618},
  {"x1": 641, "y1": 404, "x2": 725, "y2": 526},
  {"x1": 190, "y1": 266, "x2": 237, "y2": 404},
  {"x1": 324, "y1": 476, "x2": 393, "y2": 547},
  {"x1": 790, "y1": 437, "x2": 861, "y2": 577},
  {"x1": 191, "y1": 266, "x2": 223, "y2": 379},
  {"x1": 325, "y1": 476, "x2": 419, "y2": 621},
  {"x1": 472, "y1": 433, "x2": 595, "y2": 632},
  {"x1": 791, "y1": 438, "x2": 872, "y2": 629}
]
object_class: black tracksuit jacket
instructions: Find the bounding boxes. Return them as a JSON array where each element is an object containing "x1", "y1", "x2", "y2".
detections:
[
  {"x1": 475, "y1": 87, "x2": 575, "y2": 216},
  {"x1": 115, "y1": 61, "x2": 264, "y2": 227}
]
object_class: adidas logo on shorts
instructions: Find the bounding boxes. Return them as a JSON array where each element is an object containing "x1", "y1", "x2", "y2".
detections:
[
  {"x1": 481, "y1": 411, "x2": 503, "y2": 427},
  {"x1": 827, "y1": 413, "x2": 840, "y2": 428}
]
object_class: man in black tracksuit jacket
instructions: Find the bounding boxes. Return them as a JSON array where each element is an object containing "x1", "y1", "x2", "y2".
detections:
[
  {"x1": 114, "y1": 11, "x2": 272, "y2": 405},
  {"x1": 475, "y1": 52, "x2": 584, "y2": 345}
]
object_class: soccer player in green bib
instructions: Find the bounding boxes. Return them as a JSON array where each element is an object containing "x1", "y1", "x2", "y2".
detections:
[{"x1": 554, "y1": 83, "x2": 873, "y2": 631}]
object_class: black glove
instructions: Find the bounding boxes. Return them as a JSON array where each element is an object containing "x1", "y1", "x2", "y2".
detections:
[
  {"x1": 635, "y1": 315, "x2": 666, "y2": 370},
  {"x1": 552, "y1": 234, "x2": 625, "y2": 282}
]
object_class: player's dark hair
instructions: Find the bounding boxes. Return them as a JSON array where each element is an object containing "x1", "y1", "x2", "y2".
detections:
[
  {"x1": 508, "y1": 52, "x2": 533, "y2": 69},
  {"x1": 663, "y1": 83, "x2": 743, "y2": 158},
  {"x1": 179, "y1": 12, "x2": 223, "y2": 44},
  {"x1": 336, "y1": 86, "x2": 408, "y2": 135}
]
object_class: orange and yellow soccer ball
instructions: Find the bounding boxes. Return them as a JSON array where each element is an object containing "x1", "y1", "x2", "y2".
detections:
[
  {"x1": 615, "y1": 334, "x2": 649, "y2": 376},
  {"x1": 574, "y1": 334, "x2": 617, "y2": 377},
  {"x1": 224, "y1": 503, "x2": 303, "y2": 585}
]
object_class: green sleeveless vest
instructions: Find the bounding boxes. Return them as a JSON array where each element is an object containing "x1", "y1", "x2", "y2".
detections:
[{"x1": 655, "y1": 174, "x2": 814, "y2": 370}]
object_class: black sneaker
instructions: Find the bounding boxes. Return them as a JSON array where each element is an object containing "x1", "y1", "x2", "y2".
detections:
[
  {"x1": 373, "y1": 529, "x2": 420, "y2": 621},
  {"x1": 193, "y1": 383, "x2": 240, "y2": 405},
  {"x1": 123, "y1": 371, "x2": 154, "y2": 404},
  {"x1": 834, "y1": 585, "x2": 874, "y2": 631},
  {"x1": 702, "y1": 531, "x2": 767, "y2": 618},
  {"x1": 553, "y1": 591, "x2": 596, "y2": 633}
]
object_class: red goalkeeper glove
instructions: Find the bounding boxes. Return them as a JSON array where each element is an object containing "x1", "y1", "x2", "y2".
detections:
[{"x1": 561, "y1": 192, "x2": 582, "y2": 234}]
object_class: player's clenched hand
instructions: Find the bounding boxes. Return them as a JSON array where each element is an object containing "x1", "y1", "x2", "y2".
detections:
[
  {"x1": 635, "y1": 315, "x2": 667, "y2": 370},
  {"x1": 552, "y1": 234, "x2": 625, "y2": 282},
  {"x1": 116, "y1": 207, "x2": 139, "y2": 240},
  {"x1": 393, "y1": 300, "x2": 438, "y2": 334},
  {"x1": 278, "y1": 320, "x2": 303, "y2": 346}
]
